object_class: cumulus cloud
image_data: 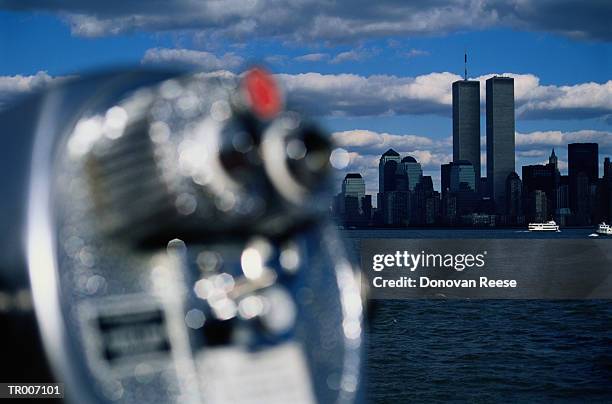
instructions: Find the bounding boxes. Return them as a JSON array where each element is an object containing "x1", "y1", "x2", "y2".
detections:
[
  {"x1": 0, "y1": 71, "x2": 66, "y2": 110},
  {"x1": 142, "y1": 48, "x2": 244, "y2": 70},
  {"x1": 3, "y1": 1, "x2": 610, "y2": 42},
  {"x1": 333, "y1": 129, "x2": 438, "y2": 151},
  {"x1": 295, "y1": 48, "x2": 380, "y2": 64},
  {"x1": 277, "y1": 71, "x2": 457, "y2": 116},
  {"x1": 275, "y1": 71, "x2": 612, "y2": 120},
  {"x1": 516, "y1": 129, "x2": 612, "y2": 149},
  {"x1": 177, "y1": 69, "x2": 610, "y2": 120},
  {"x1": 476, "y1": 73, "x2": 612, "y2": 120},
  {"x1": 517, "y1": 149, "x2": 546, "y2": 158}
]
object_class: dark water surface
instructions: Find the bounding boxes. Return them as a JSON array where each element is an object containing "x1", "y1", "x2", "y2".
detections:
[
  {"x1": 365, "y1": 300, "x2": 612, "y2": 403},
  {"x1": 343, "y1": 230, "x2": 612, "y2": 403}
]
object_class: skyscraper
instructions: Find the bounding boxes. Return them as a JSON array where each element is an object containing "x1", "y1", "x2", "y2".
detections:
[
  {"x1": 441, "y1": 163, "x2": 451, "y2": 194},
  {"x1": 601, "y1": 157, "x2": 612, "y2": 223},
  {"x1": 486, "y1": 76, "x2": 515, "y2": 213},
  {"x1": 568, "y1": 143, "x2": 598, "y2": 184},
  {"x1": 568, "y1": 143, "x2": 598, "y2": 224},
  {"x1": 549, "y1": 148, "x2": 558, "y2": 170},
  {"x1": 342, "y1": 173, "x2": 365, "y2": 200},
  {"x1": 338, "y1": 173, "x2": 368, "y2": 225},
  {"x1": 505, "y1": 172, "x2": 522, "y2": 218},
  {"x1": 378, "y1": 148, "x2": 401, "y2": 193},
  {"x1": 449, "y1": 160, "x2": 476, "y2": 192},
  {"x1": 452, "y1": 80, "x2": 481, "y2": 188},
  {"x1": 447, "y1": 161, "x2": 477, "y2": 217},
  {"x1": 381, "y1": 191, "x2": 410, "y2": 226},
  {"x1": 529, "y1": 190, "x2": 548, "y2": 222},
  {"x1": 521, "y1": 149, "x2": 560, "y2": 220},
  {"x1": 399, "y1": 156, "x2": 422, "y2": 191}
]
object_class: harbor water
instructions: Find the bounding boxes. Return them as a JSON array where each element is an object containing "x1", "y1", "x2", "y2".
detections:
[{"x1": 343, "y1": 229, "x2": 612, "y2": 403}]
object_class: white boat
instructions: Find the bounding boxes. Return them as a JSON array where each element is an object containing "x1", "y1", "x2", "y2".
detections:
[
  {"x1": 528, "y1": 221, "x2": 560, "y2": 232},
  {"x1": 596, "y1": 223, "x2": 612, "y2": 235}
]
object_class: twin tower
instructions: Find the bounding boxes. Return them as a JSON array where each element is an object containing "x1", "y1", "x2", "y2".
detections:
[{"x1": 453, "y1": 76, "x2": 515, "y2": 213}]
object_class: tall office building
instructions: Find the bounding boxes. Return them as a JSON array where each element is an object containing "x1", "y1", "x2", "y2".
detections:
[
  {"x1": 382, "y1": 191, "x2": 410, "y2": 226},
  {"x1": 604, "y1": 157, "x2": 612, "y2": 181},
  {"x1": 447, "y1": 161, "x2": 477, "y2": 217},
  {"x1": 568, "y1": 143, "x2": 598, "y2": 183},
  {"x1": 342, "y1": 173, "x2": 365, "y2": 200},
  {"x1": 413, "y1": 176, "x2": 439, "y2": 224},
  {"x1": 599, "y1": 157, "x2": 612, "y2": 223},
  {"x1": 549, "y1": 148, "x2": 558, "y2": 170},
  {"x1": 522, "y1": 163, "x2": 558, "y2": 221},
  {"x1": 505, "y1": 172, "x2": 522, "y2": 218},
  {"x1": 486, "y1": 76, "x2": 515, "y2": 213},
  {"x1": 449, "y1": 160, "x2": 476, "y2": 192},
  {"x1": 399, "y1": 156, "x2": 423, "y2": 191},
  {"x1": 378, "y1": 149, "x2": 401, "y2": 193},
  {"x1": 338, "y1": 173, "x2": 369, "y2": 225},
  {"x1": 452, "y1": 80, "x2": 481, "y2": 188},
  {"x1": 441, "y1": 163, "x2": 451, "y2": 195},
  {"x1": 529, "y1": 190, "x2": 548, "y2": 222},
  {"x1": 568, "y1": 143, "x2": 598, "y2": 223}
]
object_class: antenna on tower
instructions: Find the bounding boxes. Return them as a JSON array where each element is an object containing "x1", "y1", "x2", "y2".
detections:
[{"x1": 464, "y1": 50, "x2": 468, "y2": 81}]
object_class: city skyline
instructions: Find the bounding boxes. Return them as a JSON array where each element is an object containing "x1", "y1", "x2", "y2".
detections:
[
  {"x1": 333, "y1": 71, "x2": 609, "y2": 202},
  {"x1": 338, "y1": 142, "x2": 608, "y2": 197},
  {"x1": 336, "y1": 141, "x2": 611, "y2": 227},
  {"x1": 334, "y1": 72, "x2": 612, "y2": 227}
]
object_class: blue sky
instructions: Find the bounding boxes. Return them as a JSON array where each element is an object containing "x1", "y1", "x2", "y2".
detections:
[{"x1": 1, "y1": 2, "x2": 610, "y2": 194}]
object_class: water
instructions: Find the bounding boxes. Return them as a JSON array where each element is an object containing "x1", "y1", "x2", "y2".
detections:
[
  {"x1": 365, "y1": 300, "x2": 612, "y2": 403},
  {"x1": 343, "y1": 230, "x2": 612, "y2": 403}
]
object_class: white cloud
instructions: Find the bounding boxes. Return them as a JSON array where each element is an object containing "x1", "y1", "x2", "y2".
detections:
[
  {"x1": 9, "y1": 1, "x2": 610, "y2": 42},
  {"x1": 277, "y1": 71, "x2": 457, "y2": 116},
  {"x1": 294, "y1": 53, "x2": 329, "y2": 62},
  {"x1": 167, "y1": 68, "x2": 610, "y2": 120},
  {"x1": 330, "y1": 49, "x2": 372, "y2": 64},
  {"x1": 476, "y1": 73, "x2": 612, "y2": 120},
  {"x1": 276, "y1": 70, "x2": 612, "y2": 120},
  {"x1": 142, "y1": 48, "x2": 244, "y2": 71},
  {"x1": 332, "y1": 129, "x2": 437, "y2": 151},
  {"x1": 0, "y1": 71, "x2": 56, "y2": 93},
  {"x1": 0, "y1": 71, "x2": 66, "y2": 110},
  {"x1": 517, "y1": 149, "x2": 546, "y2": 157},
  {"x1": 515, "y1": 129, "x2": 612, "y2": 148}
]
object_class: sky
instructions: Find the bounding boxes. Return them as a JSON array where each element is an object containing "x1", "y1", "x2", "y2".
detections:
[{"x1": 0, "y1": 1, "x2": 611, "y2": 195}]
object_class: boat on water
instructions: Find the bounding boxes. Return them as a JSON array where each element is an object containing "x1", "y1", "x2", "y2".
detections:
[
  {"x1": 528, "y1": 221, "x2": 560, "y2": 232},
  {"x1": 596, "y1": 222, "x2": 612, "y2": 235}
]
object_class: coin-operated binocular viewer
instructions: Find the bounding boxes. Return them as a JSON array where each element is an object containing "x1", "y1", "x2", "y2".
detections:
[{"x1": 0, "y1": 68, "x2": 364, "y2": 404}]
